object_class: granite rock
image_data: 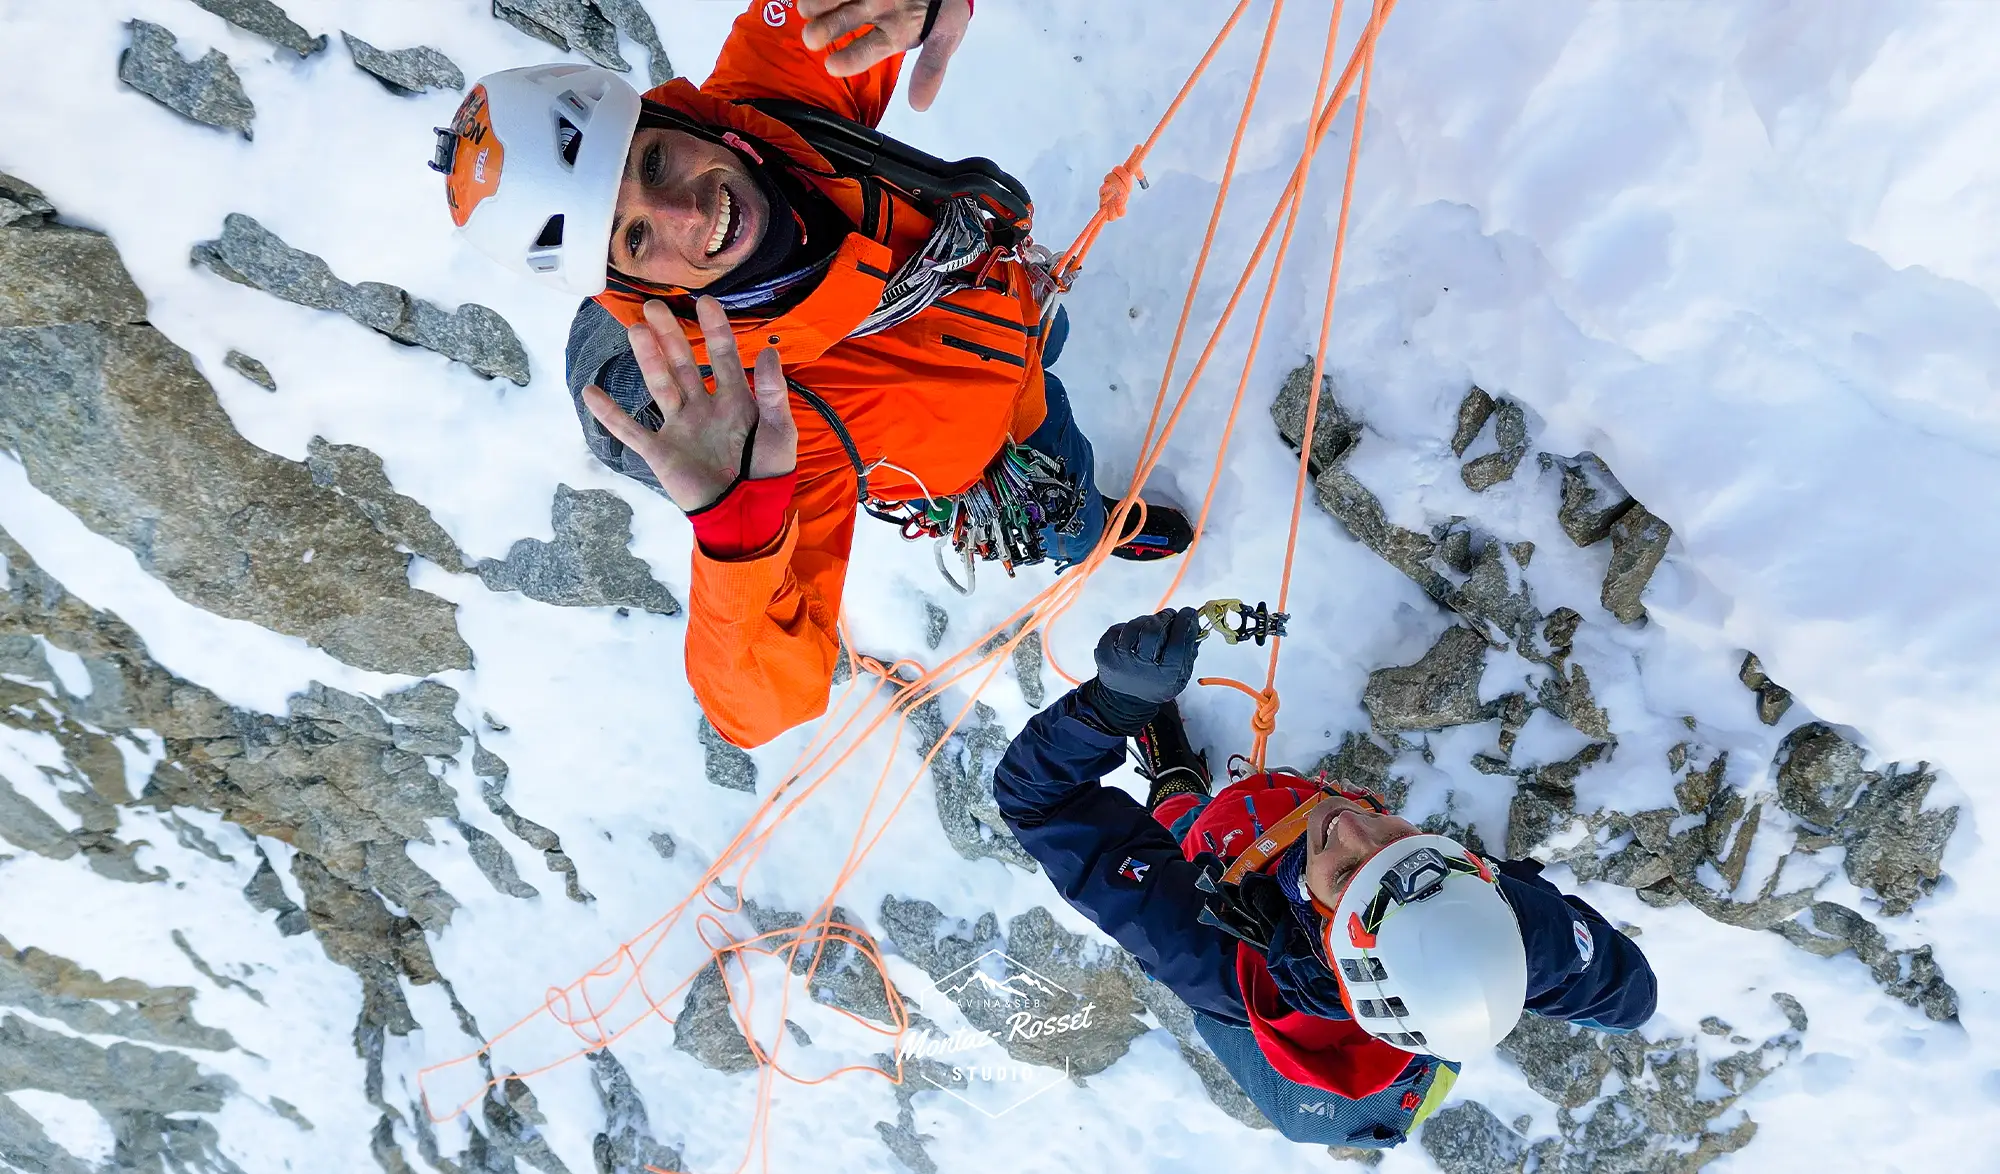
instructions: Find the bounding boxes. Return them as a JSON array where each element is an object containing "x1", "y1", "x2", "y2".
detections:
[
  {"x1": 588, "y1": 1049, "x2": 684, "y2": 1173},
  {"x1": 0, "y1": 217, "x2": 148, "y2": 330},
  {"x1": 1012, "y1": 628, "x2": 1047, "y2": 708},
  {"x1": 306, "y1": 437, "x2": 468, "y2": 573},
  {"x1": 1448, "y1": 538, "x2": 1540, "y2": 647},
  {"x1": 909, "y1": 697, "x2": 1037, "y2": 871},
  {"x1": 1306, "y1": 730, "x2": 1405, "y2": 810},
  {"x1": 1772, "y1": 902, "x2": 1957, "y2": 1021},
  {"x1": 1449, "y1": 387, "x2": 1496, "y2": 457},
  {"x1": 1315, "y1": 464, "x2": 1456, "y2": 601},
  {"x1": 740, "y1": 900, "x2": 902, "y2": 1026},
  {"x1": 1271, "y1": 361, "x2": 1363, "y2": 476},
  {"x1": 1461, "y1": 400, "x2": 1529, "y2": 492},
  {"x1": 193, "y1": 213, "x2": 529, "y2": 384},
  {"x1": 222, "y1": 348, "x2": 275, "y2": 389},
  {"x1": 1, "y1": 193, "x2": 470, "y2": 675},
  {"x1": 0, "y1": 1012, "x2": 233, "y2": 1113},
  {"x1": 1738, "y1": 653, "x2": 1795, "y2": 726},
  {"x1": 1498, "y1": 1014, "x2": 1613, "y2": 1109},
  {"x1": 1553, "y1": 453, "x2": 1633, "y2": 547},
  {"x1": 0, "y1": 529, "x2": 526, "y2": 1166},
  {"x1": 118, "y1": 21, "x2": 256, "y2": 139},
  {"x1": 1774, "y1": 723, "x2": 1956, "y2": 916},
  {"x1": 1502, "y1": 996, "x2": 1805, "y2": 1174},
  {"x1": 673, "y1": 962, "x2": 759, "y2": 1074},
  {"x1": 242, "y1": 848, "x2": 310, "y2": 936},
  {"x1": 473, "y1": 743, "x2": 593, "y2": 904},
  {"x1": 187, "y1": 0, "x2": 326, "y2": 55},
  {"x1": 1602, "y1": 505, "x2": 1671, "y2": 624},
  {"x1": 0, "y1": 934, "x2": 236, "y2": 1051},
  {"x1": 493, "y1": 0, "x2": 627, "y2": 71},
  {"x1": 1538, "y1": 663, "x2": 1611, "y2": 740},
  {"x1": 1362, "y1": 625, "x2": 1490, "y2": 733},
  {"x1": 593, "y1": 0, "x2": 676, "y2": 85},
  {"x1": 477, "y1": 485, "x2": 681, "y2": 613},
  {"x1": 341, "y1": 33, "x2": 464, "y2": 95},
  {"x1": 456, "y1": 820, "x2": 539, "y2": 899},
  {"x1": 698, "y1": 716, "x2": 758, "y2": 793},
  {"x1": 0, "y1": 172, "x2": 55, "y2": 228},
  {"x1": 1420, "y1": 1100, "x2": 1527, "y2": 1174}
]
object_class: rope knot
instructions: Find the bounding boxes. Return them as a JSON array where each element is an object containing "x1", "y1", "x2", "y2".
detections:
[
  {"x1": 1249, "y1": 688, "x2": 1279, "y2": 737},
  {"x1": 1098, "y1": 150, "x2": 1148, "y2": 221}
]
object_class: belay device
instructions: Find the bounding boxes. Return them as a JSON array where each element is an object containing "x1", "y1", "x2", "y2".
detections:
[{"x1": 1197, "y1": 599, "x2": 1289, "y2": 646}]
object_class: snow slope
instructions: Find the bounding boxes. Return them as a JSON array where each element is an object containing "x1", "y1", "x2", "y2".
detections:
[{"x1": 2, "y1": 0, "x2": 1997, "y2": 1171}]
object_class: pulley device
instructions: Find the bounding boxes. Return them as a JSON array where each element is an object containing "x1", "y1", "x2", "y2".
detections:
[{"x1": 1196, "y1": 599, "x2": 1288, "y2": 646}]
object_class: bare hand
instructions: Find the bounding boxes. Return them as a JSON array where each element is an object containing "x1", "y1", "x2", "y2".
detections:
[
  {"x1": 581, "y1": 296, "x2": 796, "y2": 512},
  {"x1": 799, "y1": 0, "x2": 970, "y2": 112}
]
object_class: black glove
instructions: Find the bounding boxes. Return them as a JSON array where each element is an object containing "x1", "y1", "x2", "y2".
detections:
[{"x1": 1079, "y1": 608, "x2": 1202, "y2": 736}]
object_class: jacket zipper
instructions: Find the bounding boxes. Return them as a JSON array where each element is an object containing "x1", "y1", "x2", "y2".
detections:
[{"x1": 939, "y1": 334, "x2": 1026, "y2": 367}]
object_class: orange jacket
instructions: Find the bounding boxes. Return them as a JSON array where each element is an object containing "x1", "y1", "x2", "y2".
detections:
[{"x1": 594, "y1": 2, "x2": 1050, "y2": 748}]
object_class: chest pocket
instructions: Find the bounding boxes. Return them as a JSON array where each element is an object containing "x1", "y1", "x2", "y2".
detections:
[{"x1": 932, "y1": 285, "x2": 1034, "y2": 369}]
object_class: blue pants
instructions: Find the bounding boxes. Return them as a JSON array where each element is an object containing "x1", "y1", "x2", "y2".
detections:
[{"x1": 1020, "y1": 307, "x2": 1108, "y2": 566}]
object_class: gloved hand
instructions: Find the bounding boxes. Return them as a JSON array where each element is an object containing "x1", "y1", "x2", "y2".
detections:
[{"x1": 1079, "y1": 608, "x2": 1201, "y2": 736}]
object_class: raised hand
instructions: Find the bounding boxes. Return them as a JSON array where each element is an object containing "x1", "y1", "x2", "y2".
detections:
[
  {"x1": 1093, "y1": 608, "x2": 1204, "y2": 705},
  {"x1": 798, "y1": 0, "x2": 971, "y2": 112},
  {"x1": 581, "y1": 296, "x2": 796, "y2": 513}
]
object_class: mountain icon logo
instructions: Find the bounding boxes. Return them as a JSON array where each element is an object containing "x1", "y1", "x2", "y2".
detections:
[{"x1": 935, "y1": 949, "x2": 1076, "y2": 1006}]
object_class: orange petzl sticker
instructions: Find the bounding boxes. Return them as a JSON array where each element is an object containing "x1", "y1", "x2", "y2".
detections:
[{"x1": 445, "y1": 85, "x2": 504, "y2": 227}]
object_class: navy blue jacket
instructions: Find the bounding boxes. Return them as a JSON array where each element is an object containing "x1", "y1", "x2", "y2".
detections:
[{"x1": 992, "y1": 688, "x2": 1658, "y2": 1145}]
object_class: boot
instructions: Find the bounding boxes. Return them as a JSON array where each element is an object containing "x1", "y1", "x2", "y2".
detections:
[
  {"x1": 1106, "y1": 495, "x2": 1194, "y2": 561},
  {"x1": 1135, "y1": 698, "x2": 1213, "y2": 811}
]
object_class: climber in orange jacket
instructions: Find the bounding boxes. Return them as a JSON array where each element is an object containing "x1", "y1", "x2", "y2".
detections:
[{"x1": 438, "y1": 0, "x2": 1193, "y2": 747}]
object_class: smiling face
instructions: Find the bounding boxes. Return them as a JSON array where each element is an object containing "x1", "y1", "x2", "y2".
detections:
[
  {"x1": 609, "y1": 127, "x2": 769, "y2": 288},
  {"x1": 1302, "y1": 794, "x2": 1420, "y2": 910}
]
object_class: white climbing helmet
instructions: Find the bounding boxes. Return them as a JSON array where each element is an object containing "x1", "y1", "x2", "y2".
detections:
[
  {"x1": 1321, "y1": 834, "x2": 1528, "y2": 1061},
  {"x1": 435, "y1": 64, "x2": 642, "y2": 296}
]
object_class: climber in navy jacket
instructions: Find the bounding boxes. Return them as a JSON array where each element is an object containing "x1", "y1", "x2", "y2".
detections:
[{"x1": 992, "y1": 608, "x2": 1657, "y2": 1147}]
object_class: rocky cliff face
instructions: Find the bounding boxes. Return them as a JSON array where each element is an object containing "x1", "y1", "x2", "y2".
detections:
[
  {"x1": 0, "y1": 165, "x2": 683, "y2": 1172},
  {"x1": 0, "y1": 174, "x2": 472, "y2": 677}
]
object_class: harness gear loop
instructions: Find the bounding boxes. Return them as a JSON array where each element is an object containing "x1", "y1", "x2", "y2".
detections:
[{"x1": 866, "y1": 442, "x2": 1086, "y2": 593}]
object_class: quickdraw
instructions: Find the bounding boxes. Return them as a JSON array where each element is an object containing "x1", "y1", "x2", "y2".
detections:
[
  {"x1": 1196, "y1": 599, "x2": 1289, "y2": 646},
  {"x1": 865, "y1": 443, "x2": 1085, "y2": 596}
]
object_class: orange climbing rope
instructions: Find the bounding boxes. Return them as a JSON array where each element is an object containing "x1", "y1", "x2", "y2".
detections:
[{"x1": 415, "y1": 2, "x2": 1396, "y2": 1168}]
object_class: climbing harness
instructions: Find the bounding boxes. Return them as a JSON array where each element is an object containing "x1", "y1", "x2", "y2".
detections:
[
  {"x1": 865, "y1": 442, "x2": 1086, "y2": 596},
  {"x1": 1197, "y1": 598, "x2": 1289, "y2": 646}
]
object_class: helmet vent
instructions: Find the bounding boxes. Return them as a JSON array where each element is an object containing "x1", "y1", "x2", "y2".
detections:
[
  {"x1": 1340, "y1": 957, "x2": 1387, "y2": 984},
  {"x1": 534, "y1": 215, "x2": 565, "y2": 249},
  {"x1": 556, "y1": 116, "x2": 583, "y2": 168},
  {"x1": 1381, "y1": 1031, "x2": 1427, "y2": 1049},
  {"x1": 1355, "y1": 997, "x2": 1411, "y2": 1020}
]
